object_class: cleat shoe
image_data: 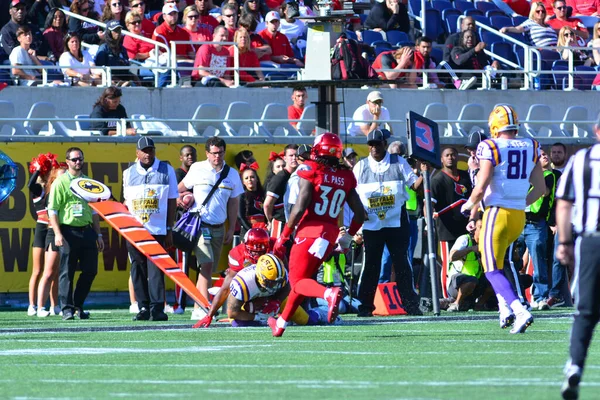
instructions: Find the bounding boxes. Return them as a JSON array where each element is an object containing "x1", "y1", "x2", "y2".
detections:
[
  {"x1": 547, "y1": 296, "x2": 566, "y2": 308},
  {"x1": 268, "y1": 317, "x2": 284, "y2": 337},
  {"x1": 500, "y1": 312, "x2": 515, "y2": 329},
  {"x1": 530, "y1": 300, "x2": 539, "y2": 309},
  {"x1": 325, "y1": 287, "x2": 342, "y2": 324},
  {"x1": 538, "y1": 299, "x2": 550, "y2": 311},
  {"x1": 37, "y1": 308, "x2": 50, "y2": 318},
  {"x1": 173, "y1": 305, "x2": 185, "y2": 315},
  {"x1": 129, "y1": 303, "x2": 140, "y2": 314},
  {"x1": 75, "y1": 309, "x2": 90, "y2": 320},
  {"x1": 164, "y1": 304, "x2": 174, "y2": 314},
  {"x1": 62, "y1": 309, "x2": 74, "y2": 321},
  {"x1": 27, "y1": 305, "x2": 37, "y2": 316},
  {"x1": 459, "y1": 76, "x2": 477, "y2": 90},
  {"x1": 191, "y1": 307, "x2": 208, "y2": 320},
  {"x1": 133, "y1": 307, "x2": 150, "y2": 321},
  {"x1": 150, "y1": 311, "x2": 168, "y2": 322},
  {"x1": 561, "y1": 363, "x2": 582, "y2": 400},
  {"x1": 50, "y1": 306, "x2": 61, "y2": 316},
  {"x1": 510, "y1": 311, "x2": 533, "y2": 334}
]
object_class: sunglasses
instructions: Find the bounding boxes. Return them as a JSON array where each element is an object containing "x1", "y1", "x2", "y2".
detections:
[
  {"x1": 535, "y1": 9, "x2": 545, "y2": 13},
  {"x1": 564, "y1": 32, "x2": 573, "y2": 37},
  {"x1": 187, "y1": 14, "x2": 199, "y2": 18},
  {"x1": 131, "y1": 2, "x2": 144, "y2": 7},
  {"x1": 111, "y1": 2, "x2": 122, "y2": 6},
  {"x1": 223, "y1": 13, "x2": 235, "y2": 17},
  {"x1": 555, "y1": 6, "x2": 566, "y2": 10},
  {"x1": 68, "y1": 157, "x2": 84, "y2": 163},
  {"x1": 129, "y1": 20, "x2": 141, "y2": 24}
]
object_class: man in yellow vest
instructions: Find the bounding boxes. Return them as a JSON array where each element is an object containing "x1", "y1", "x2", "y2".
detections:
[{"x1": 446, "y1": 213, "x2": 493, "y2": 311}]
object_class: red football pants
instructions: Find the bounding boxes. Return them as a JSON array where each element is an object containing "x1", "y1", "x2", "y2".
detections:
[{"x1": 279, "y1": 236, "x2": 335, "y2": 322}]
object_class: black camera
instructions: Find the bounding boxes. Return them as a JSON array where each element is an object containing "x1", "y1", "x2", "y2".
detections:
[{"x1": 286, "y1": 0, "x2": 300, "y2": 18}]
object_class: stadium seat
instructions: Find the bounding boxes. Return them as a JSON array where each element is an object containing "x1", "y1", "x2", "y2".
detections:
[
  {"x1": 523, "y1": 104, "x2": 564, "y2": 138},
  {"x1": 296, "y1": 104, "x2": 316, "y2": 136},
  {"x1": 574, "y1": 65, "x2": 596, "y2": 90},
  {"x1": 223, "y1": 101, "x2": 258, "y2": 136},
  {"x1": 189, "y1": 103, "x2": 222, "y2": 136},
  {"x1": 423, "y1": 9, "x2": 444, "y2": 40},
  {"x1": 464, "y1": 9, "x2": 484, "y2": 17},
  {"x1": 471, "y1": 15, "x2": 490, "y2": 27},
  {"x1": 345, "y1": 30, "x2": 358, "y2": 41},
  {"x1": 480, "y1": 29, "x2": 503, "y2": 45},
  {"x1": 454, "y1": 103, "x2": 486, "y2": 137},
  {"x1": 476, "y1": 1, "x2": 501, "y2": 14},
  {"x1": 454, "y1": 0, "x2": 476, "y2": 13},
  {"x1": 432, "y1": 0, "x2": 453, "y2": 14},
  {"x1": 362, "y1": 30, "x2": 385, "y2": 46},
  {"x1": 0, "y1": 100, "x2": 28, "y2": 135},
  {"x1": 386, "y1": 30, "x2": 409, "y2": 45},
  {"x1": 561, "y1": 106, "x2": 592, "y2": 137},
  {"x1": 373, "y1": 41, "x2": 394, "y2": 56},
  {"x1": 430, "y1": 46, "x2": 443, "y2": 64},
  {"x1": 423, "y1": 102, "x2": 450, "y2": 136},
  {"x1": 24, "y1": 102, "x2": 56, "y2": 136},
  {"x1": 490, "y1": 15, "x2": 513, "y2": 31},
  {"x1": 130, "y1": 114, "x2": 176, "y2": 136},
  {"x1": 485, "y1": 10, "x2": 506, "y2": 18},
  {"x1": 551, "y1": 60, "x2": 569, "y2": 89},
  {"x1": 491, "y1": 42, "x2": 518, "y2": 67},
  {"x1": 512, "y1": 15, "x2": 527, "y2": 26},
  {"x1": 444, "y1": 10, "x2": 462, "y2": 34},
  {"x1": 258, "y1": 103, "x2": 299, "y2": 136}
]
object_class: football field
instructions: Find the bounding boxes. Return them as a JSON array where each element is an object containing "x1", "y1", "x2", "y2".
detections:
[{"x1": 0, "y1": 309, "x2": 597, "y2": 399}]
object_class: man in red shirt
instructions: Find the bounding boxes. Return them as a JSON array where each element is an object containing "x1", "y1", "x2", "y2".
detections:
[
  {"x1": 129, "y1": 0, "x2": 156, "y2": 38},
  {"x1": 152, "y1": 3, "x2": 195, "y2": 86},
  {"x1": 570, "y1": 0, "x2": 600, "y2": 16},
  {"x1": 195, "y1": 0, "x2": 219, "y2": 33},
  {"x1": 258, "y1": 11, "x2": 304, "y2": 67},
  {"x1": 548, "y1": 0, "x2": 589, "y2": 40},
  {"x1": 269, "y1": 133, "x2": 365, "y2": 337},
  {"x1": 287, "y1": 86, "x2": 307, "y2": 128}
]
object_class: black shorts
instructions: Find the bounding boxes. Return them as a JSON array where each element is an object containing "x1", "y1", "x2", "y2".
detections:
[
  {"x1": 32, "y1": 222, "x2": 48, "y2": 249},
  {"x1": 448, "y1": 273, "x2": 479, "y2": 299},
  {"x1": 44, "y1": 228, "x2": 58, "y2": 252}
]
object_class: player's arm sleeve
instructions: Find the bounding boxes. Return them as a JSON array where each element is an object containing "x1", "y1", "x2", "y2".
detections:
[
  {"x1": 476, "y1": 140, "x2": 500, "y2": 166},
  {"x1": 555, "y1": 155, "x2": 576, "y2": 202}
]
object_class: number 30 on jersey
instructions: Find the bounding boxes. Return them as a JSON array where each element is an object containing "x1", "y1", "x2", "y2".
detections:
[{"x1": 314, "y1": 185, "x2": 346, "y2": 218}]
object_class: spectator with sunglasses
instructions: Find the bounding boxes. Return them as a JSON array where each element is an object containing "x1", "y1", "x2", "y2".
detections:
[
  {"x1": 101, "y1": 0, "x2": 127, "y2": 29},
  {"x1": 221, "y1": 3, "x2": 238, "y2": 41},
  {"x1": 128, "y1": 0, "x2": 157, "y2": 38},
  {"x1": 123, "y1": 11, "x2": 155, "y2": 61},
  {"x1": 547, "y1": 0, "x2": 589, "y2": 40},
  {"x1": 68, "y1": 0, "x2": 104, "y2": 45},
  {"x1": 182, "y1": 5, "x2": 211, "y2": 49},
  {"x1": 500, "y1": 2, "x2": 558, "y2": 47},
  {"x1": 557, "y1": 26, "x2": 591, "y2": 65}
]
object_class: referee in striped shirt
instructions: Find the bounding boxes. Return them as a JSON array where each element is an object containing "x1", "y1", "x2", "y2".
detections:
[{"x1": 555, "y1": 115, "x2": 600, "y2": 400}]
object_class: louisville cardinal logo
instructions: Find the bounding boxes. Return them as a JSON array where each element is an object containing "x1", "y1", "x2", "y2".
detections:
[{"x1": 454, "y1": 182, "x2": 467, "y2": 196}]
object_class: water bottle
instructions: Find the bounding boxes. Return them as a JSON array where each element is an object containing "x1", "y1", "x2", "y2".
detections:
[
  {"x1": 501, "y1": 76, "x2": 507, "y2": 90},
  {"x1": 533, "y1": 76, "x2": 541, "y2": 91}
]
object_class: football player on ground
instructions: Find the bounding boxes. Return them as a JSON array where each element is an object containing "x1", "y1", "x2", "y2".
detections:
[
  {"x1": 460, "y1": 105, "x2": 546, "y2": 334},
  {"x1": 269, "y1": 133, "x2": 365, "y2": 337},
  {"x1": 193, "y1": 228, "x2": 273, "y2": 328}
]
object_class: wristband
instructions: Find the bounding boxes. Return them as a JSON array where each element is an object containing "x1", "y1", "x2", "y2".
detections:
[
  {"x1": 462, "y1": 199, "x2": 475, "y2": 211},
  {"x1": 97, "y1": 234, "x2": 103, "y2": 237},
  {"x1": 281, "y1": 225, "x2": 294, "y2": 239},
  {"x1": 347, "y1": 220, "x2": 362, "y2": 237}
]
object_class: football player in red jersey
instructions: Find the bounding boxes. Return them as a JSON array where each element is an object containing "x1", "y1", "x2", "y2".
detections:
[
  {"x1": 193, "y1": 228, "x2": 273, "y2": 328},
  {"x1": 269, "y1": 133, "x2": 365, "y2": 337}
]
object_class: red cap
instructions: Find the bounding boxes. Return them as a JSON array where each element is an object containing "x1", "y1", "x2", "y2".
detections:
[{"x1": 11, "y1": 0, "x2": 25, "y2": 8}]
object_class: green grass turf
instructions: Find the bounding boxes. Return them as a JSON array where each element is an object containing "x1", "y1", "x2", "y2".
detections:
[{"x1": 0, "y1": 309, "x2": 597, "y2": 400}]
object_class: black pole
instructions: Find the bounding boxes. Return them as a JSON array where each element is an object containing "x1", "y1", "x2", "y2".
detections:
[{"x1": 423, "y1": 169, "x2": 441, "y2": 316}]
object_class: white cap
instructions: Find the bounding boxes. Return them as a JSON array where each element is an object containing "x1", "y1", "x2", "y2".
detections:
[
  {"x1": 367, "y1": 90, "x2": 383, "y2": 103},
  {"x1": 162, "y1": 3, "x2": 178, "y2": 15},
  {"x1": 266, "y1": 11, "x2": 280, "y2": 22}
]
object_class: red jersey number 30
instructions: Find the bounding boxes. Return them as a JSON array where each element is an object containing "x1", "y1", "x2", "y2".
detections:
[{"x1": 314, "y1": 185, "x2": 346, "y2": 219}]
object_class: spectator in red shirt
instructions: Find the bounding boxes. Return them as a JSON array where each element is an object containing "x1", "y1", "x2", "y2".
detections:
[
  {"x1": 42, "y1": 8, "x2": 67, "y2": 62},
  {"x1": 222, "y1": 3, "x2": 239, "y2": 41},
  {"x1": 548, "y1": 0, "x2": 589, "y2": 40},
  {"x1": 196, "y1": 0, "x2": 220, "y2": 33},
  {"x1": 128, "y1": 0, "x2": 157, "y2": 38},
  {"x1": 239, "y1": 12, "x2": 272, "y2": 60},
  {"x1": 123, "y1": 11, "x2": 155, "y2": 61},
  {"x1": 182, "y1": 5, "x2": 211, "y2": 52},
  {"x1": 192, "y1": 25, "x2": 234, "y2": 86},
  {"x1": 569, "y1": 0, "x2": 600, "y2": 16},
  {"x1": 371, "y1": 46, "x2": 416, "y2": 88},
  {"x1": 287, "y1": 86, "x2": 306, "y2": 128},
  {"x1": 153, "y1": 3, "x2": 195, "y2": 86},
  {"x1": 258, "y1": 11, "x2": 303, "y2": 67},
  {"x1": 230, "y1": 27, "x2": 264, "y2": 83}
]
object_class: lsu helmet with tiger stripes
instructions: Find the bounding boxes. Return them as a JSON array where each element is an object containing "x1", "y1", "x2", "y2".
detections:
[
  {"x1": 488, "y1": 104, "x2": 519, "y2": 138},
  {"x1": 255, "y1": 254, "x2": 287, "y2": 289}
]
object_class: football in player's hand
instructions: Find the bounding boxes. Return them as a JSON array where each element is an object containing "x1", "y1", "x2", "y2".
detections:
[{"x1": 177, "y1": 191, "x2": 194, "y2": 210}]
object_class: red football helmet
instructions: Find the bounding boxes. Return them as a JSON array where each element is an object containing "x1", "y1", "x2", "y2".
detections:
[
  {"x1": 244, "y1": 228, "x2": 270, "y2": 264},
  {"x1": 312, "y1": 133, "x2": 343, "y2": 159}
]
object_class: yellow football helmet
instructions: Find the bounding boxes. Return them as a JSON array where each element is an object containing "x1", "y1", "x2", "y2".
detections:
[
  {"x1": 488, "y1": 104, "x2": 519, "y2": 138},
  {"x1": 255, "y1": 254, "x2": 287, "y2": 289}
]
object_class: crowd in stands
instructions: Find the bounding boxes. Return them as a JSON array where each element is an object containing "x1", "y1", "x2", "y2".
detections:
[{"x1": 2, "y1": 0, "x2": 600, "y2": 88}]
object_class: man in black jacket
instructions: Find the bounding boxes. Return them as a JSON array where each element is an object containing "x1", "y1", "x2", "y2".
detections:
[{"x1": 365, "y1": 0, "x2": 410, "y2": 33}]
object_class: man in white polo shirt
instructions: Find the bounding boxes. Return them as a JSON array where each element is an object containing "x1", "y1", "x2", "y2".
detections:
[
  {"x1": 123, "y1": 137, "x2": 179, "y2": 322},
  {"x1": 347, "y1": 91, "x2": 393, "y2": 136},
  {"x1": 179, "y1": 136, "x2": 244, "y2": 319}
]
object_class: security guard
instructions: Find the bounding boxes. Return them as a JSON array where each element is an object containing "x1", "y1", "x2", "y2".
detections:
[{"x1": 555, "y1": 117, "x2": 600, "y2": 400}]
